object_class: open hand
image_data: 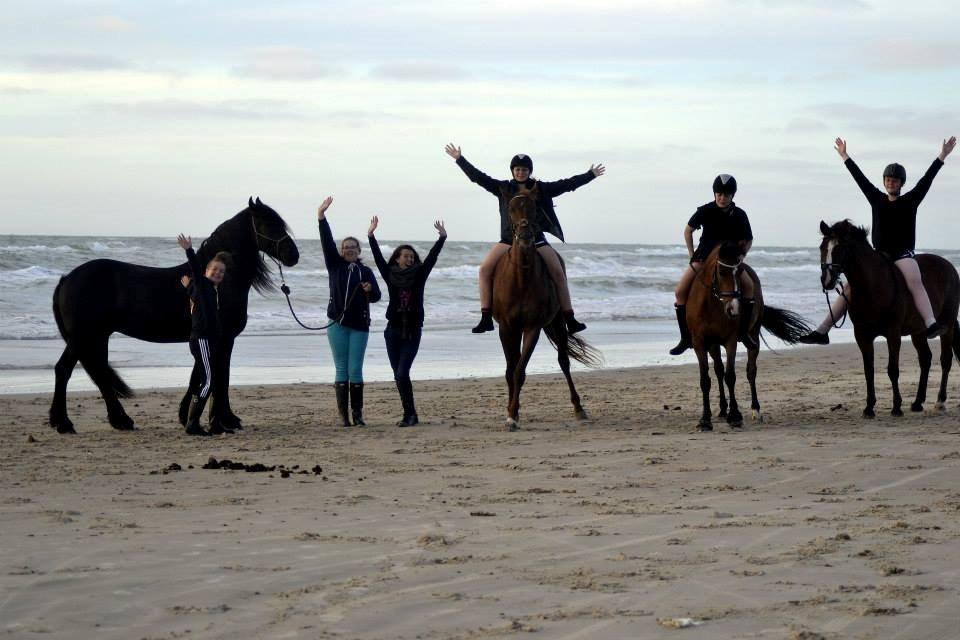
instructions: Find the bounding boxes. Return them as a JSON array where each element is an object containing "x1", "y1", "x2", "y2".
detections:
[
  {"x1": 834, "y1": 137, "x2": 848, "y2": 160},
  {"x1": 444, "y1": 143, "x2": 461, "y2": 160},
  {"x1": 590, "y1": 163, "x2": 606, "y2": 177},
  {"x1": 368, "y1": 215, "x2": 379, "y2": 236},
  {"x1": 941, "y1": 136, "x2": 957, "y2": 160},
  {"x1": 434, "y1": 219, "x2": 447, "y2": 237},
  {"x1": 177, "y1": 234, "x2": 192, "y2": 250},
  {"x1": 317, "y1": 196, "x2": 333, "y2": 219}
]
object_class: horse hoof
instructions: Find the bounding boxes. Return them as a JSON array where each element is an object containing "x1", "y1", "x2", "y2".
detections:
[
  {"x1": 891, "y1": 408, "x2": 903, "y2": 417},
  {"x1": 697, "y1": 419, "x2": 713, "y2": 432},
  {"x1": 222, "y1": 414, "x2": 243, "y2": 430},
  {"x1": 751, "y1": 410, "x2": 763, "y2": 423},
  {"x1": 934, "y1": 402, "x2": 946, "y2": 412},
  {"x1": 862, "y1": 409, "x2": 875, "y2": 419},
  {"x1": 910, "y1": 402, "x2": 924, "y2": 413},
  {"x1": 109, "y1": 415, "x2": 135, "y2": 430},
  {"x1": 575, "y1": 409, "x2": 589, "y2": 420},
  {"x1": 505, "y1": 418, "x2": 519, "y2": 431},
  {"x1": 55, "y1": 423, "x2": 77, "y2": 435}
]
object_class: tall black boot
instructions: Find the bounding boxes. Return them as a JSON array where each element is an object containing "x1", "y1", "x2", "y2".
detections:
[
  {"x1": 396, "y1": 377, "x2": 418, "y2": 427},
  {"x1": 739, "y1": 298, "x2": 759, "y2": 350},
  {"x1": 335, "y1": 382, "x2": 351, "y2": 427},
  {"x1": 184, "y1": 395, "x2": 211, "y2": 437},
  {"x1": 349, "y1": 382, "x2": 366, "y2": 426},
  {"x1": 471, "y1": 310, "x2": 494, "y2": 333},
  {"x1": 669, "y1": 305, "x2": 691, "y2": 356}
]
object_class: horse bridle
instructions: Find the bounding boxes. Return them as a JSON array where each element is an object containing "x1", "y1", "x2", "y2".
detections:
[
  {"x1": 820, "y1": 244, "x2": 850, "y2": 329},
  {"x1": 251, "y1": 217, "x2": 291, "y2": 257},
  {"x1": 509, "y1": 194, "x2": 539, "y2": 244},
  {"x1": 708, "y1": 257, "x2": 743, "y2": 301}
]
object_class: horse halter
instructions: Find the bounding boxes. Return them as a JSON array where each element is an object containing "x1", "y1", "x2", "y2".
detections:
[
  {"x1": 710, "y1": 257, "x2": 743, "y2": 301},
  {"x1": 509, "y1": 194, "x2": 539, "y2": 243},
  {"x1": 250, "y1": 217, "x2": 291, "y2": 256}
]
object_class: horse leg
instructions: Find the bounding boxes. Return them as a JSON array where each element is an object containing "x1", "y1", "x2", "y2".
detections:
[
  {"x1": 694, "y1": 344, "x2": 712, "y2": 431},
  {"x1": 80, "y1": 335, "x2": 135, "y2": 430},
  {"x1": 856, "y1": 334, "x2": 877, "y2": 418},
  {"x1": 500, "y1": 326, "x2": 522, "y2": 430},
  {"x1": 724, "y1": 342, "x2": 743, "y2": 428},
  {"x1": 935, "y1": 328, "x2": 954, "y2": 410},
  {"x1": 508, "y1": 327, "x2": 541, "y2": 429},
  {"x1": 746, "y1": 344, "x2": 761, "y2": 423},
  {"x1": 887, "y1": 334, "x2": 903, "y2": 417},
  {"x1": 552, "y1": 317, "x2": 587, "y2": 420},
  {"x1": 50, "y1": 344, "x2": 79, "y2": 434},
  {"x1": 709, "y1": 344, "x2": 727, "y2": 418},
  {"x1": 910, "y1": 334, "x2": 932, "y2": 412}
]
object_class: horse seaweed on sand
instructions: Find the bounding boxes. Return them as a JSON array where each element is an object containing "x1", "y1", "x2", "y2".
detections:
[
  {"x1": 817, "y1": 219, "x2": 960, "y2": 417},
  {"x1": 49, "y1": 197, "x2": 299, "y2": 434},
  {"x1": 686, "y1": 242, "x2": 811, "y2": 432},
  {"x1": 491, "y1": 185, "x2": 602, "y2": 430}
]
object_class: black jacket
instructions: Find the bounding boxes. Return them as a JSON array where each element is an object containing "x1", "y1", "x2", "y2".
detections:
[
  {"x1": 845, "y1": 157, "x2": 943, "y2": 254},
  {"x1": 455, "y1": 156, "x2": 595, "y2": 242},
  {"x1": 319, "y1": 218, "x2": 381, "y2": 331},
  {"x1": 688, "y1": 202, "x2": 753, "y2": 262},
  {"x1": 184, "y1": 247, "x2": 221, "y2": 340},
  {"x1": 368, "y1": 234, "x2": 445, "y2": 332}
]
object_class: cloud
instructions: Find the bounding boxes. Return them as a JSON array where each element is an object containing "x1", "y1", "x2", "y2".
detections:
[
  {"x1": 90, "y1": 99, "x2": 305, "y2": 121},
  {"x1": 805, "y1": 103, "x2": 955, "y2": 145},
  {"x1": 370, "y1": 62, "x2": 469, "y2": 82},
  {"x1": 82, "y1": 15, "x2": 137, "y2": 33},
  {"x1": 18, "y1": 53, "x2": 130, "y2": 72},
  {"x1": 862, "y1": 41, "x2": 960, "y2": 70},
  {"x1": 233, "y1": 47, "x2": 340, "y2": 80}
]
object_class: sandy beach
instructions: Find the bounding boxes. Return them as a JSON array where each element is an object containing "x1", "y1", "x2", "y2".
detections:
[{"x1": 3, "y1": 342, "x2": 960, "y2": 639}]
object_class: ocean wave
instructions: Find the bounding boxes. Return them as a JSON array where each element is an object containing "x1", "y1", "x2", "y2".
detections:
[{"x1": 2, "y1": 265, "x2": 64, "y2": 281}]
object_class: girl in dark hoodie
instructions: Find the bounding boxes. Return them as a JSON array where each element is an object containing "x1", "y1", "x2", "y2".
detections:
[
  {"x1": 367, "y1": 216, "x2": 447, "y2": 426},
  {"x1": 317, "y1": 196, "x2": 382, "y2": 426}
]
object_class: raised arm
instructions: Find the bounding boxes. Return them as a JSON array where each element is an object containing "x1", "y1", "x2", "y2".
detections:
[
  {"x1": 177, "y1": 234, "x2": 204, "y2": 282},
  {"x1": 316, "y1": 196, "x2": 344, "y2": 267},
  {"x1": 421, "y1": 219, "x2": 447, "y2": 277},
  {"x1": 905, "y1": 138, "x2": 954, "y2": 204},
  {"x1": 366, "y1": 215, "x2": 390, "y2": 283},
  {"x1": 837, "y1": 138, "x2": 882, "y2": 201},
  {"x1": 446, "y1": 143, "x2": 502, "y2": 196}
]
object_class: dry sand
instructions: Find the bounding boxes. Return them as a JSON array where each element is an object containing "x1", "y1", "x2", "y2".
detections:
[{"x1": 2, "y1": 343, "x2": 960, "y2": 639}]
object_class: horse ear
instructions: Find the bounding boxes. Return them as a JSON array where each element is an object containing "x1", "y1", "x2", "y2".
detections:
[
  {"x1": 248, "y1": 197, "x2": 254, "y2": 207},
  {"x1": 255, "y1": 197, "x2": 262, "y2": 205},
  {"x1": 819, "y1": 220, "x2": 830, "y2": 236}
]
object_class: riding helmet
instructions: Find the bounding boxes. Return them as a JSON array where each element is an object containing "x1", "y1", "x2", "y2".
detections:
[
  {"x1": 882, "y1": 162, "x2": 906, "y2": 184},
  {"x1": 712, "y1": 174, "x2": 737, "y2": 195},
  {"x1": 510, "y1": 154, "x2": 533, "y2": 172}
]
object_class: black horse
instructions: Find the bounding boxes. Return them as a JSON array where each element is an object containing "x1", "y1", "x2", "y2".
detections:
[{"x1": 49, "y1": 197, "x2": 299, "y2": 434}]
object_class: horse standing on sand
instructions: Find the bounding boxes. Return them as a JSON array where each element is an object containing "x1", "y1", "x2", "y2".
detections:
[
  {"x1": 816, "y1": 220, "x2": 960, "y2": 417},
  {"x1": 687, "y1": 242, "x2": 811, "y2": 431},
  {"x1": 491, "y1": 186, "x2": 602, "y2": 430},
  {"x1": 49, "y1": 197, "x2": 299, "y2": 434}
]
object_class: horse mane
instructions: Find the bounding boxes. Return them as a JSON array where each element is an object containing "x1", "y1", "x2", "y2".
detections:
[
  {"x1": 198, "y1": 199, "x2": 288, "y2": 294},
  {"x1": 828, "y1": 219, "x2": 870, "y2": 246}
]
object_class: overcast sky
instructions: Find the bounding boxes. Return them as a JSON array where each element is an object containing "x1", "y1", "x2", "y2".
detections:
[{"x1": 1, "y1": 0, "x2": 958, "y2": 248}]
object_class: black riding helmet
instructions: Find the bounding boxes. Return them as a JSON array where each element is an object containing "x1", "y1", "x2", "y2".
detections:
[
  {"x1": 883, "y1": 162, "x2": 906, "y2": 183},
  {"x1": 510, "y1": 154, "x2": 533, "y2": 172},
  {"x1": 713, "y1": 174, "x2": 737, "y2": 195}
]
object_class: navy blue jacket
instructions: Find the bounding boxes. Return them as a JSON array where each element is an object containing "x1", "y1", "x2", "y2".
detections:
[
  {"x1": 455, "y1": 156, "x2": 595, "y2": 243},
  {"x1": 319, "y1": 218, "x2": 381, "y2": 331}
]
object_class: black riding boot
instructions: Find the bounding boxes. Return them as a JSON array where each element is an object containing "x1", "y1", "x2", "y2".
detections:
[
  {"x1": 739, "y1": 299, "x2": 759, "y2": 350},
  {"x1": 471, "y1": 310, "x2": 494, "y2": 333},
  {"x1": 564, "y1": 311, "x2": 587, "y2": 334},
  {"x1": 669, "y1": 305, "x2": 691, "y2": 356},
  {"x1": 335, "y1": 382, "x2": 351, "y2": 427},
  {"x1": 184, "y1": 395, "x2": 211, "y2": 437},
  {"x1": 396, "y1": 378, "x2": 418, "y2": 427},
  {"x1": 349, "y1": 382, "x2": 366, "y2": 426}
]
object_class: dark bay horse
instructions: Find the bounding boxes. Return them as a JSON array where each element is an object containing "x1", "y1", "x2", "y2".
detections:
[
  {"x1": 687, "y1": 243, "x2": 812, "y2": 431},
  {"x1": 49, "y1": 197, "x2": 299, "y2": 434},
  {"x1": 491, "y1": 186, "x2": 602, "y2": 430},
  {"x1": 817, "y1": 220, "x2": 960, "y2": 417}
]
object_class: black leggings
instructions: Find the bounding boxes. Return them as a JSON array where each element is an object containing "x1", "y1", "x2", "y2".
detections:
[{"x1": 189, "y1": 338, "x2": 215, "y2": 399}]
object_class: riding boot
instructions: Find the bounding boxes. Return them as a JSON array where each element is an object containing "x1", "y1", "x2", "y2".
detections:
[
  {"x1": 184, "y1": 395, "x2": 211, "y2": 437},
  {"x1": 471, "y1": 310, "x2": 494, "y2": 333},
  {"x1": 349, "y1": 382, "x2": 366, "y2": 426},
  {"x1": 396, "y1": 378, "x2": 418, "y2": 427},
  {"x1": 798, "y1": 330, "x2": 829, "y2": 345},
  {"x1": 335, "y1": 382, "x2": 351, "y2": 427},
  {"x1": 564, "y1": 311, "x2": 587, "y2": 334},
  {"x1": 739, "y1": 299, "x2": 759, "y2": 350},
  {"x1": 669, "y1": 305, "x2": 691, "y2": 356},
  {"x1": 925, "y1": 321, "x2": 947, "y2": 339}
]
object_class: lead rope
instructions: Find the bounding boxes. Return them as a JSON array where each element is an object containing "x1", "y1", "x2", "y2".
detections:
[{"x1": 272, "y1": 259, "x2": 363, "y2": 332}]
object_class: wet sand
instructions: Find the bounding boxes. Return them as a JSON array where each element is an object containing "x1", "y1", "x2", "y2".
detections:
[{"x1": 2, "y1": 343, "x2": 960, "y2": 639}]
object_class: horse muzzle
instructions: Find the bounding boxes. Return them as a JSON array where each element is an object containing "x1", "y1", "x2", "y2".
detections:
[
  {"x1": 279, "y1": 239, "x2": 300, "y2": 266},
  {"x1": 820, "y1": 263, "x2": 840, "y2": 291}
]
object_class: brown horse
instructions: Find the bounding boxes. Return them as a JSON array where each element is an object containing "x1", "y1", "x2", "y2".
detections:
[
  {"x1": 687, "y1": 242, "x2": 812, "y2": 431},
  {"x1": 817, "y1": 220, "x2": 960, "y2": 417},
  {"x1": 491, "y1": 185, "x2": 602, "y2": 430}
]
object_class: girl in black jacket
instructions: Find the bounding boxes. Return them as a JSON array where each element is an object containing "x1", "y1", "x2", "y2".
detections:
[
  {"x1": 317, "y1": 197, "x2": 382, "y2": 426},
  {"x1": 177, "y1": 233, "x2": 230, "y2": 436},
  {"x1": 367, "y1": 216, "x2": 446, "y2": 426}
]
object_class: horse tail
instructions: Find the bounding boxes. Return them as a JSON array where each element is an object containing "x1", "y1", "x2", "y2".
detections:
[
  {"x1": 52, "y1": 277, "x2": 68, "y2": 341},
  {"x1": 544, "y1": 323, "x2": 604, "y2": 368},
  {"x1": 953, "y1": 320, "x2": 960, "y2": 365},
  {"x1": 76, "y1": 349, "x2": 134, "y2": 399},
  {"x1": 759, "y1": 305, "x2": 814, "y2": 344}
]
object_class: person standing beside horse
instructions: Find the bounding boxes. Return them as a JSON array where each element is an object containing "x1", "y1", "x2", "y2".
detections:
[
  {"x1": 799, "y1": 136, "x2": 957, "y2": 344},
  {"x1": 318, "y1": 197, "x2": 382, "y2": 427},
  {"x1": 366, "y1": 216, "x2": 447, "y2": 427},
  {"x1": 176, "y1": 234, "x2": 230, "y2": 436},
  {"x1": 670, "y1": 174, "x2": 758, "y2": 356},
  {"x1": 444, "y1": 143, "x2": 604, "y2": 335}
]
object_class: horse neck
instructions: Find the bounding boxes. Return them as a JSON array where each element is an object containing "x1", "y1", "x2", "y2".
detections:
[
  {"x1": 843, "y1": 240, "x2": 895, "y2": 305},
  {"x1": 199, "y1": 213, "x2": 258, "y2": 286}
]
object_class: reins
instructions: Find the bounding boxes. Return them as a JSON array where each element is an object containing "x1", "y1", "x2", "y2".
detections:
[{"x1": 821, "y1": 263, "x2": 850, "y2": 329}]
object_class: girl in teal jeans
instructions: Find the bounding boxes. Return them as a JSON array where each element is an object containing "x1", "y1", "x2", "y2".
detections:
[{"x1": 317, "y1": 196, "x2": 382, "y2": 426}]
